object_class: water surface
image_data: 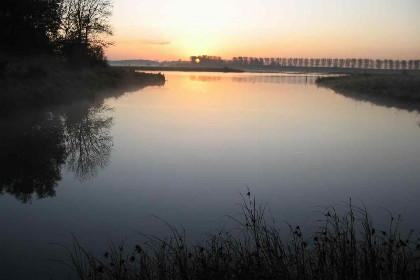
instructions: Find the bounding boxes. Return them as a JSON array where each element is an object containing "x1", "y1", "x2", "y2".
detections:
[{"x1": 1, "y1": 72, "x2": 420, "y2": 279}]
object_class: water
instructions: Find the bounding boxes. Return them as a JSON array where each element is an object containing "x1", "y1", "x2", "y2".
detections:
[{"x1": 1, "y1": 72, "x2": 420, "y2": 279}]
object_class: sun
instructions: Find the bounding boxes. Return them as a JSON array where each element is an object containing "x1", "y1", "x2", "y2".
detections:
[{"x1": 195, "y1": 58, "x2": 200, "y2": 63}]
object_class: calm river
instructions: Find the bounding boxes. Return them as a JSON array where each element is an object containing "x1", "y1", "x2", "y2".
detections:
[{"x1": 1, "y1": 72, "x2": 420, "y2": 279}]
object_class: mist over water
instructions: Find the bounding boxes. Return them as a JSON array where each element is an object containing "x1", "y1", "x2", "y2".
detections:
[{"x1": 1, "y1": 72, "x2": 420, "y2": 279}]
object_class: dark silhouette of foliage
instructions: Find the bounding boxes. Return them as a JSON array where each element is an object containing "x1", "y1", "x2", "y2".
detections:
[
  {"x1": 0, "y1": 0, "x2": 113, "y2": 65},
  {"x1": 415, "y1": 60, "x2": 420, "y2": 70},
  {"x1": 0, "y1": 111, "x2": 66, "y2": 203},
  {"x1": 0, "y1": 0, "x2": 61, "y2": 53},
  {"x1": 57, "y1": 0, "x2": 113, "y2": 65}
]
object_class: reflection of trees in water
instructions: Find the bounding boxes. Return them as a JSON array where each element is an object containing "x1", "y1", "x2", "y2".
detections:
[
  {"x1": 232, "y1": 75, "x2": 317, "y2": 84},
  {"x1": 189, "y1": 75, "x2": 221, "y2": 82},
  {"x1": 0, "y1": 113, "x2": 67, "y2": 203},
  {"x1": 190, "y1": 74, "x2": 316, "y2": 84},
  {"x1": 65, "y1": 105, "x2": 113, "y2": 181},
  {"x1": 0, "y1": 103, "x2": 113, "y2": 203},
  {"x1": 325, "y1": 87, "x2": 420, "y2": 129},
  {"x1": 188, "y1": 75, "x2": 317, "y2": 84},
  {"x1": 332, "y1": 91, "x2": 420, "y2": 114}
]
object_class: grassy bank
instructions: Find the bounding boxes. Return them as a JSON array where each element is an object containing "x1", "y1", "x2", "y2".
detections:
[
  {"x1": 315, "y1": 73, "x2": 420, "y2": 111},
  {"x1": 0, "y1": 56, "x2": 165, "y2": 110},
  {"x1": 57, "y1": 194, "x2": 420, "y2": 280}
]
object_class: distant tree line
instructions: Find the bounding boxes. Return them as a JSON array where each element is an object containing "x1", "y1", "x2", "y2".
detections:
[
  {"x1": 0, "y1": 0, "x2": 112, "y2": 65},
  {"x1": 190, "y1": 56, "x2": 420, "y2": 70},
  {"x1": 190, "y1": 55, "x2": 224, "y2": 65}
]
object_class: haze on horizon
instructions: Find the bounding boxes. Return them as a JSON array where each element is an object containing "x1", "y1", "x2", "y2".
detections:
[{"x1": 107, "y1": 0, "x2": 420, "y2": 61}]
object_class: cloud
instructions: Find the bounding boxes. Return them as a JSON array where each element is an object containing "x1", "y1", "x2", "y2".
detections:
[{"x1": 141, "y1": 40, "x2": 171, "y2": 45}]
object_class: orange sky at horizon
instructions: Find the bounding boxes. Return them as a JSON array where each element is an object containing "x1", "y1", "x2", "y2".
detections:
[{"x1": 105, "y1": 0, "x2": 420, "y2": 61}]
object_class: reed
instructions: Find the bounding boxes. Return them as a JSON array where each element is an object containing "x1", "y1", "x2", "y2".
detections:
[{"x1": 57, "y1": 193, "x2": 420, "y2": 280}]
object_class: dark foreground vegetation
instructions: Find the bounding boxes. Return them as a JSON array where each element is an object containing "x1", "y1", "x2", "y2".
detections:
[
  {"x1": 57, "y1": 193, "x2": 420, "y2": 280},
  {"x1": 316, "y1": 73, "x2": 420, "y2": 112},
  {"x1": 0, "y1": 0, "x2": 164, "y2": 110}
]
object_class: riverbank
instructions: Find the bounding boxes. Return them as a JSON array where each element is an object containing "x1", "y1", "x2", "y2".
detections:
[
  {"x1": 316, "y1": 73, "x2": 420, "y2": 111},
  {"x1": 0, "y1": 57, "x2": 165, "y2": 110},
  {"x1": 111, "y1": 63, "x2": 420, "y2": 75},
  {"x1": 114, "y1": 65, "x2": 244, "y2": 73}
]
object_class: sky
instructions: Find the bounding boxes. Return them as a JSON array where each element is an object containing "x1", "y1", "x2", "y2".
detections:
[{"x1": 106, "y1": 0, "x2": 420, "y2": 61}]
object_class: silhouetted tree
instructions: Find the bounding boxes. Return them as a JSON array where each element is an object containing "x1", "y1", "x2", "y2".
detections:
[
  {"x1": 326, "y1": 58, "x2": 332, "y2": 67},
  {"x1": 362, "y1": 59, "x2": 368, "y2": 69},
  {"x1": 389, "y1": 59, "x2": 394, "y2": 69},
  {"x1": 58, "y1": 0, "x2": 113, "y2": 64},
  {"x1": 344, "y1": 59, "x2": 350, "y2": 68},
  {"x1": 408, "y1": 60, "x2": 414, "y2": 70},
  {"x1": 264, "y1": 58, "x2": 269, "y2": 66},
  {"x1": 0, "y1": 0, "x2": 62, "y2": 53},
  {"x1": 227, "y1": 56, "x2": 418, "y2": 70},
  {"x1": 357, "y1": 58, "x2": 363, "y2": 68},
  {"x1": 269, "y1": 58, "x2": 275, "y2": 66},
  {"x1": 297, "y1": 58, "x2": 302, "y2": 67}
]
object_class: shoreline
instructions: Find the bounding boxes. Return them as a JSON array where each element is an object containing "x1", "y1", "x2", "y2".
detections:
[
  {"x1": 114, "y1": 65, "x2": 244, "y2": 73},
  {"x1": 111, "y1": 64, "x2": 420, "y2": 75},
  {"x1": 316, "y1": 73, "x2": 420, "y2": 112},
  {"x1": 0, "y1": 58, "x2": 165, "y2": 111}
]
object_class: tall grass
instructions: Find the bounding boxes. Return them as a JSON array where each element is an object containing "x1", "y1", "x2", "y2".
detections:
[{"x1": 56, "y1": 193, "x2": 420, "y2": 280}]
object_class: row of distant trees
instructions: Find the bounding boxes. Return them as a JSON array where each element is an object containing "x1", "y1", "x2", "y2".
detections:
[
  {"x1": 0, "y1": 0, "x2": 112, "y2": 65},
  {"x1": 190, "y1": 55, "x2": 224, "y2": 64},
  {"x1": 191, "y1": 56, "x2": 420, "y2": 70}
]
